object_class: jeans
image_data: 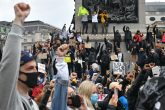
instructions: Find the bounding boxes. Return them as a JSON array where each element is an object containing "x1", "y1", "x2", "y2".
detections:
[
  {"x1": 125, "y1": 39, "x2": 132, "y2": 51},
  {"x1": 82, "y1": 21, "x2": 88, "y2": 34},
  {"x1": 92, "y1": 22, "x2": 98, "y2": 34},
  {"x1": 51, "y1": 78, "x2": 69, "y2": 110},
  {"x1": 101, "y1": 23, "x2": 108, "y2": 34}
]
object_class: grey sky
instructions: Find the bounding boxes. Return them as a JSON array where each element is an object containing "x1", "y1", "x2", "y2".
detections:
[
  {"x1": 0, "y1": 0, "x2": 75, "y2": 29},
  {"x1": 0, "y1": 0, "x2": 164, "y2": 29}
]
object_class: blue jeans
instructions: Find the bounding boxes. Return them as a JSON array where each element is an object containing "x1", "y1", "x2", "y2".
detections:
[{"x1": 51, "y1": 78, "x2": 68, "y2": 110}]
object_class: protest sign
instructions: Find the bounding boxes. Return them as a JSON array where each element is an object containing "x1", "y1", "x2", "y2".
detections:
[
  {"x1": 111, "y1": 54, "x2": 118, "y2": 61},
  {"x1": 69, "y1": 39, "x2": 77, "y2": 47},
  {"x1": 85, "y1": 42, "x2": 91, "y2": 48},
  {"x1": 152, "y1": 66, "x2": 160, "y2": 77},
  {"x1": 38, "y1": 53, "x2": 47, "y2": 59},
  {"x1": 113, "y1": 62, "x2": 125, "y2": 75},
  {"x1": 38, "y1": 63, "x2": 46, "y2": 74}
]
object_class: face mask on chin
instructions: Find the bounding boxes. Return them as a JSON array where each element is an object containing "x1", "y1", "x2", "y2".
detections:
[{"x1": 19, "y1": 71, "x2": 39, "y2": 88}]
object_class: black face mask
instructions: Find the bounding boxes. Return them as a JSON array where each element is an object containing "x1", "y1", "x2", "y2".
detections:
[
  {"x1": 19, "y1": 72, "x2": 39, "y2": 88},
  {"x1": 67, "y1": 95, "x2": 81, "y2": 108}
]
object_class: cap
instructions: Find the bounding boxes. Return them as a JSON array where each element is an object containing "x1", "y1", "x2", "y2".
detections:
[{"x1": 20, "y1": 51, "x2": 34, "y2": 66}]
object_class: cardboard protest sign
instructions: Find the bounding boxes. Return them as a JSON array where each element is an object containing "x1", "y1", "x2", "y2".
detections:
[
  {"x1": 69, "y1": 39, "x2": 77, "y2": 47},
  {"x1": 111, "y1": 54, "x2": 118, "y2": 61},
  {"x1": 38, "y1": 53, "x2": 47, "y2": 59},
  {"x1": 113, "y1": 62, "x2": 125, "y2": 75},
  {"x1": 85, "y1": 42, "x2": 91, "y2": 48},
  {"x1": 38, "y1": 63, "x2": 46, "y2": 74}
]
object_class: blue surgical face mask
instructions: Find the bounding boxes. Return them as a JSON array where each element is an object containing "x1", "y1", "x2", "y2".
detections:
[{"x1": 90, "y1": 93, "x2": 98, "y2": 105}]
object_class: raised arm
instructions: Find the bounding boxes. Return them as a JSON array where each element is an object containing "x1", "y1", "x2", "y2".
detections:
[
  {"x1": 96, "y1": 5, "x2": 100, "y2": 14},
  {"x1": 69, "y1": 25, "x2": 72, "y2": 33},
  {"x1": 51, "y1": 44, "x2": 69, "y2": 110},
  {"x1": 153, "y1": 25, "x2": 157, "y2": 35},
  {"x1": 113, "y1": 26, "x2": 115, "y2": 34},
  {"x1": 147, "y1": 25, "x2": 150, "y2": 33},
  {"x1": 0, "y1": 3, "x2": 30, "y2": 110},
  {"x1": 123, "y1": 26, "x2": 126, "y2": 32}
]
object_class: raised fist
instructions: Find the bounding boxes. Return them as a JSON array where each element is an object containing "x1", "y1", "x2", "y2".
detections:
[
  {"x1": 57, "y1": 44, "x2": 69, "y2": 57},
  {"x1": 14, "y1": 3, "x2": 30, "y2": 25}
]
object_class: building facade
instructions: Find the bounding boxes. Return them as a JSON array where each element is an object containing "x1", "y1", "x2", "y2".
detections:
[
  {"x1": 145, "y1": 2, "x2": 165, "y2": 25},
  {"x1": 0, "y1": 20, "x2": 61, "y2": 51}
]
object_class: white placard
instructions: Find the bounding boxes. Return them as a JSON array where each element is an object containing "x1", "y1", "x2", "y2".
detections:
[
  {"x1": 113, "y1": 62, "x2": 125, "y2": 75},
  {"x1": 38, "y1": 63, "x2": 46, "y2": 74},
  {"x1": 152, "y1": 66, "x2": 160, "y2": 77}
]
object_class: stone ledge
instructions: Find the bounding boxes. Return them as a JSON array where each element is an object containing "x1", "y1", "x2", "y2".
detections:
[{"x1": 81, "y1": 34, "x2": 146, "y2": 41}]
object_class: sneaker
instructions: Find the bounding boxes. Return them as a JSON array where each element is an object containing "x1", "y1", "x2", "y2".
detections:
[{"x1": 96, "y1": 34, "x2": 97, "y2": 36}]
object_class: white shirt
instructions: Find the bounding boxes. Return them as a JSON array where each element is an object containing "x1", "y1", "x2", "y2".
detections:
[
  {"x1": 81, "y1": 15, "x2": 88, "y2": 22},
  {"x1": 92, "y1": 14, "x2": 98, "y2": 23},
  {"x1": 118, "y1": 53, "x2": 123, "y2": 62}
]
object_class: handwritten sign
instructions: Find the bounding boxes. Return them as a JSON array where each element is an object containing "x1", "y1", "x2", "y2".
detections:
[
  {"x1": 113, "y1": 62, "x2": 125, "y2": 75},
  {"x1": 152, "y1": 66, "x2": 160, "y2": 77},
  {"x1": 38, "y1": 63, "x2": 46, "y2": 74}
]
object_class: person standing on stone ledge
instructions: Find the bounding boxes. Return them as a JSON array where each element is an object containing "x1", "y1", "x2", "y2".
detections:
[
  {"x1": 123, "y1": 26, "x2": 132, "y2": 52},
  {"x1": 99, "y1": 10, "x2": 109, "y2": 35},
  {"x1": 113, "y1": 26, "x2": 121, "y2": 53},
  {"x1": 92, "y1": 6, "x2": 99, "y2": 35}
]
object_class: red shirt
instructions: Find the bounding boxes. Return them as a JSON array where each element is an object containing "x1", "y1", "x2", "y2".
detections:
[
  {"x1": 133, "y1": 34, "x2": 143, "y2": 42},
  {"x1": 162, "y1": 34, "x2": 165, "y2": 43},
  {"x1": 32, "y1": 84, "x2": 44, "y2": 98}
]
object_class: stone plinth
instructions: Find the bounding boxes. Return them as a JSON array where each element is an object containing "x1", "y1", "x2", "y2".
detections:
[{"x1": 75, "y1": 0, "x2": 146, "y2": 34}]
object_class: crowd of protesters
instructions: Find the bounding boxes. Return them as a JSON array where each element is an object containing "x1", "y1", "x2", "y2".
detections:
[{"x1": 1, "y1": 2, "x2": 165, "y2": 110}]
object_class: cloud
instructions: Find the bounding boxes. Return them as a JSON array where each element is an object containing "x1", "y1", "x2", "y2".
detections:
[{"x1": 0, "y1": 0, "x2": 75, "y2": 29}]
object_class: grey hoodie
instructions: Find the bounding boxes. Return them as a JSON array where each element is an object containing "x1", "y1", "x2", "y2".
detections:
[{"x1": 0, "y1": 24, "x2": 39, "y2": 110}]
